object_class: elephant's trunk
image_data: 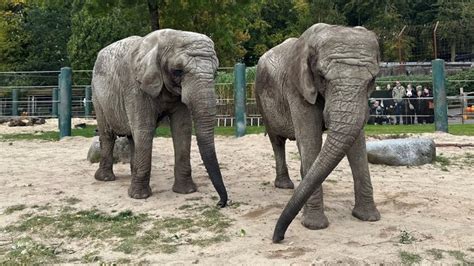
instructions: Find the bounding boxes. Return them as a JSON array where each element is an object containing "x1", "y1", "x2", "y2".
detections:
[
  {"x1": 187, "y1": 77, "x2": 228, "y2": 207},
  {"x1": 272, "y1": 84, "x2": 368, "y2": 242}
]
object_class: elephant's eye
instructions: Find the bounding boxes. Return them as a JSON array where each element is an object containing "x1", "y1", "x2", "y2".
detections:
[{"x1": 172, "y1": 69, "x2": 184, "y2": 77}]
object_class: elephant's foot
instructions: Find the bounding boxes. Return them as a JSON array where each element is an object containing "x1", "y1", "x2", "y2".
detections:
[
  {"x1": 128, "y1": 182, "x2": 152, "y2": 199},
  {"x1": 172, "y1": 179, "x2": 197, "y2": 194},
  {"x1": 352, "y1": 204, "x2": 381, "y2": 221},
  {"x1": 94, "y1": 168, "x2": 116, "y2": 181},
  {"x1": 301, "y1": 209, "x2": 329, "y2": 230},
  {"x1": 274, "y1": 176, "x2": 294, "y2": 189}
]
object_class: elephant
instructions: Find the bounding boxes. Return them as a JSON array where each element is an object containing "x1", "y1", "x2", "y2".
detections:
[
  {"x1": 254, "y1": 23, "x2": 381, "y2": 242},
  {"x1": 91, "y1": 29, "x2": 228, "y2": 207}
]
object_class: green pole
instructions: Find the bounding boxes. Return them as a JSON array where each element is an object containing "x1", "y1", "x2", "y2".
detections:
[
  {"x1": 59, "y1": 67, "x2": 72, "y2": 138},
  {"x1": 85, "y1": 86, "x2": 92, "y2": 117},
  {"x1": 57, "y1": 74, "x2": 61, "y2": 131},
  {"x1": 431, "y1": 59, "x2": 448, "y2": 133},
  {"x1": 234, "y1": 63, "x2": 246, "y2": 137},
  {"x1": 12, "y1": 88, "x2": 19, "y2": 116},
  {"x1": 52, "y1": 87, "x2": 59, "y2": 117}
]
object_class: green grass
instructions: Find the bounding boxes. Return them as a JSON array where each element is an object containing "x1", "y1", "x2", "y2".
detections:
[
  {"x1": 427, "y1": 249, "x2": 444, "y2": 260},
  {"x1": 0, "y1": 125, "x2": 266, "y2": 141},
  {"x1": 364, "y1": 124, "x2": 474, "y2": 136},
  {"x1": 114, "y1": 205, "x2": 232, "y2": 254},
  {"x1": 399, "y1": 230, "x2": 417, "y2": 244},
  {"x1": 1, "y1": 124, "x2": 472, "y2": 141},
  {"x1": 4, "y1": 204, "x2": 27, "y2": 214},
  {"x1": 2, "y1": 204, "x2": 234, "y2": 260},
  {"x1": 447, "y1": 250, "x2": 470, "y2": 264},
  {"x1": 399, "y1": 251, "x2": 422, "y2": 265},
  {"x1": 64, "y1": 197, "x2": 81, "y2": 205},
  {"x1": 0, "y1": 237, "x2": 59, "y2": 264},
  {"x1": 5, "y1": 209, "x2": 148, "y2": 239}
]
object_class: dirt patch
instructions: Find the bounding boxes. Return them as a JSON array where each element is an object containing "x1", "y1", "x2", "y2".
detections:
[{"x1": 0, "y1": 130, "x2": 473, "y2": 264}]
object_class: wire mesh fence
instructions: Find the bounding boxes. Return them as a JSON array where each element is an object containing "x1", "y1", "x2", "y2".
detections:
[
  {"x1": 380, "y1": 22, "x2": 473, "y2": 63},
  {"x1": 1, "y1": 66, "x2": 473, "y2": 126}
]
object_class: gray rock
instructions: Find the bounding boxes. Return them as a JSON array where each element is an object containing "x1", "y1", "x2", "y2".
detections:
[
  {"x1": 366, "y1": 138, "x2": 436, "y2": 166},
  {"x1": 87, "y1": 136, "x2": 131, "y2": 164}
]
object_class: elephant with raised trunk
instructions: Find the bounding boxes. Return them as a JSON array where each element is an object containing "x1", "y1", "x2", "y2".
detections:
[
  {"x1": 92, "y1": 29, "x2": 228, "y2": 207},
  {"x1": 255, "y1": 23, "x2": 381, "y2": 242}
]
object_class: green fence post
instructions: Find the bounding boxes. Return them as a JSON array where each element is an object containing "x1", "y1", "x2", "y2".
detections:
[
  {"x1": 59, "y1": 67, "x2": 72, "y2": 138},
  {"x1": 234, "y1": 63, "x2": 246, "y2": 137},
  {"x1": 12, "y1": 88, "x2": 19, "y2": 116},
  {"x1": 52, "y1": 87, "x2": 59, "y2": 117},
  {"x1": 85, "y1": 86, "x2": 92, "y2": 117},
  {"x1": 57, "y1": 73, "x2": 61, "y2": 131},
  {"x1": 431, "y1": 59, "x2": 448, "y2": 133}
]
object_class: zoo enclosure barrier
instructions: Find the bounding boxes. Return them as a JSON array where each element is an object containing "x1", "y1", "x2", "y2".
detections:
[{"x1": 0, "y1": 60, "x2": 472, "y2": 137}]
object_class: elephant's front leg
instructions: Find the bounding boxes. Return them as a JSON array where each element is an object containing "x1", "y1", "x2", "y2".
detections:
[
  {"x1": 128, "y1": 129, "x2": 154, "y2": 199},
  {"x1": 346, "y1": 129, "x2": 380, "y2": 221},
  {"x1": 291, "y1": 103, "x2": 328, "y2": 230},
  {"x1": 170, "y1": 104, "x2": 196, "y2": 194}
]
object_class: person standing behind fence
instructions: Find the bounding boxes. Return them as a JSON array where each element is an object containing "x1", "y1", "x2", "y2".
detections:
[
  {"x1": 424, "y1": 87, "x2": 434, "y2": 123},
  {"x1": 415, "y1": 89, "x2": 428, "y2": 124},
  {"x1": 392, "y1": 81, "x2": 405, "y2": 124},
  {"x1": 403, "y1": 87, "x2": 416, "y2": 125}
]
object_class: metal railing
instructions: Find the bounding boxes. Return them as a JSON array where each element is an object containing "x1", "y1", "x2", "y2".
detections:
[{"x1": 0, "y1": 60, "x2": 472, "y2": 137}]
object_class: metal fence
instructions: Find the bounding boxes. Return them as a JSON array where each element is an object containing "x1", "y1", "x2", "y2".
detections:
[
  {"x1": 0, "y1": 70, "x2": 93, "y2": 118},
  {"x1": 1, "y1": 64, "x2": 473, "y2": 130}
]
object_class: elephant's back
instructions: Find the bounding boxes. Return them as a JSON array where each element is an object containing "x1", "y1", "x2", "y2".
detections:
[
  {"x1": 91, "y1": 37, "x2": 142, "y2": 135},
  {"x1": 93, "y1": 36, "x2": 142, "y2": 78}
]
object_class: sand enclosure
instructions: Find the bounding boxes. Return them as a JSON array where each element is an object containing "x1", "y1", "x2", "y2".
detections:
[{"x1": 0, "y1": 121, "x2": 473, "y2": 263}]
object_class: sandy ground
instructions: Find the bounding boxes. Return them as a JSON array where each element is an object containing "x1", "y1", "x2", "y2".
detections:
[{"x1": 0, "y1": 121, "x2": 473, "y2": 264}]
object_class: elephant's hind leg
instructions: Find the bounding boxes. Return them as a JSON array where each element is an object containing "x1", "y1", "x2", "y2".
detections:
[
  {"x1": 95, "y1": 128, "x2": 117, "y2": 181},
  {"x1": 169, "y1": 105, "x2": 197, "y2": 194},
  {"x1": 269, "y1": 133, "x2": 293, "y2": 189},
  {"x1": 346, "y1": 130, "x2": 380, "y2": 221}
]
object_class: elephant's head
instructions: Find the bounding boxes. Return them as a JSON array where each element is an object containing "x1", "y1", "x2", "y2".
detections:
[
  {"x1": 131, "y1": 29, "x2": 227, "y2": 207},
  {"x1": 273, "y1": 24, "x2": 380, "y2": 242}
]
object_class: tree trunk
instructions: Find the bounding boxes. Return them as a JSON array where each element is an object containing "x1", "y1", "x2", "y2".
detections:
[
  {"x1": 450, "y1": 41, "x2": 456, "y2": 62},
  {"x1": 147, "y1": 0, "x2": 160, "y2": 31}
]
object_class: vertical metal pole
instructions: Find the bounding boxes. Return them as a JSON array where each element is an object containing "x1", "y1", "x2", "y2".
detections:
[
  {"x1": 432, "y1": 59, "x2": 448, "y2": 133},
  {"x1": 12, "y1": 88, "x2": 19, "y2": 116},
  {"x1": 85, "y1": 86, "x2": 92, "y2": 117},
  {"x1": 234, "y1": 63, "x2": 246, "y2": 137},
  {"x1": 57, "y1": 73, "x2": 61, "y2": 131},
  {"x1": 59, "y1": 67, "x2": 72, "y2": 138},
  {"x1": 52, "y1": 87, "x2": 59, "y2": 117}
]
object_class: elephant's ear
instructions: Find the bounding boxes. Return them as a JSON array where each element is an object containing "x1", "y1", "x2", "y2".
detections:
[
  {"x1": 289, "y1": 39, "x2": 318, "y2": 105},
  {"x1": 132, "y1": 43, "x2": 163, "y2": 98}
]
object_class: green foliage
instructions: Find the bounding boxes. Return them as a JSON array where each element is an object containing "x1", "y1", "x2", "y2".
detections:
[
  {"x1": 0, "y1": 1, "x2": 71, "y2": 72},
  {"x1": 0, "y1": 0, "x2": 473, "y2": 70},
  {"x1": 67, "y1": 1, "x2": 149, "y2": 69}
]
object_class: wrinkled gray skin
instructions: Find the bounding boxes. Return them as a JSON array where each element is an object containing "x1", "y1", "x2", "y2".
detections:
[
  {"x1": 92, "y1": 29, "x2": 228, "y2": 207},
  {"x1": 255, "y1": 23, "x2": 381, "y2": 242}
]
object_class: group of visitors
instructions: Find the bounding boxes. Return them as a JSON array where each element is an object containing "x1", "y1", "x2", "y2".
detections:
[{"x1": 368, "y1": 81, "x2": 434, "y2": 125}]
